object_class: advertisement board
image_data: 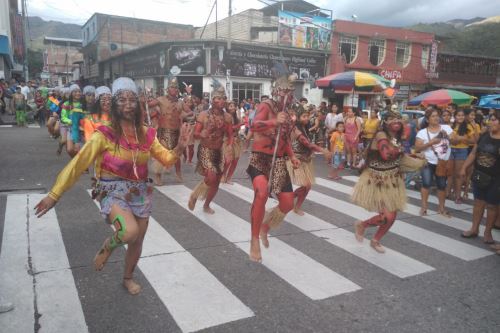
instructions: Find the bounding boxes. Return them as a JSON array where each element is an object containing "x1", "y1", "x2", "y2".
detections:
[
  {"x1": 169, "y1": 46, "x2": 205, "y2": 75},
  {"x1": 278, "y1": 11, "x2": 332, "y2": 50}
]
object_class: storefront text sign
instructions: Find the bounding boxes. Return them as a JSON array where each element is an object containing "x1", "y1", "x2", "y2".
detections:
[{"x1": 380, "y1": 70, "x2": 402, "y2": 80}]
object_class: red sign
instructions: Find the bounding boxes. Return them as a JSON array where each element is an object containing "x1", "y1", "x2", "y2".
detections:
[{"x1": 380, "y1": 69, "x2": 402, "y2": 80}]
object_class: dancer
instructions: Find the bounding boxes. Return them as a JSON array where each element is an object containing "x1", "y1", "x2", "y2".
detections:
[
  {"x1": 71, "y1": 86, "x2": 95, "y2": 152},
  {"x1": 60, "y1": 84, "x2": 82, "y2": 157},
  {"x1": 188, "y1": 87, "x2": 233, "y2": 214},
  {"x1": 352, "y1": 109, "x2": 425, "y2": 253},
  {"x1": 287, "y1": 105, "x2": 330, "y2": 215},
  {"x1": 181, "y1": 95, "x2": 196, "y2": 164},
  {"x1": 34, "y1": 77, "x2": 192, "y2": 295},
  {"x1": 148, "y1": 78, "x2": 185, "y2": 184},
  {"x1": 221, "y1": 100, "x2": 242, "y2": 184},
  {"x1": 247, "y1": 74, "x2": 300, "y2": 262},
  {"x1": 82, "y1": 86, "x2": 112, "y2": 142},
  {"x1": 12, "y1": 86, "x2": 27, "y2": 127}
]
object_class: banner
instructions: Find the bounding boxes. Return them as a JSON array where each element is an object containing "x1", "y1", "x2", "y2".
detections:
[
  {"x1": 169, "y1": 46, "x2": 205, "y2": 75},
  {"x1": 278, "y1": 11, "x2": 331, "y2": 50},
  {"x1": 211, "y1": 46, "x2": 325, "y2": 80}
]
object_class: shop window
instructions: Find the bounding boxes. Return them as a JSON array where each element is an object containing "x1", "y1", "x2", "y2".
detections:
[
  {"x1": 232, "y1": 82, "x2": 261, "y2": 102},
  {"x1": 368, "y1": 39, "x2": 385, "y2": 66},
  {"x1": 396, "y1": 41, "x2": 411, "y2": 67},
  {"x1": 421, "y1": 45, "x2": 430, "y2": 69},
  {"x1": 338, "y1": 35, "x2": 357, "y2": 64}
]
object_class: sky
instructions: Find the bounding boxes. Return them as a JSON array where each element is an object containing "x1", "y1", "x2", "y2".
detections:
[{"x1": 26, "y1": 0, "x2": 499, "y2": 27}]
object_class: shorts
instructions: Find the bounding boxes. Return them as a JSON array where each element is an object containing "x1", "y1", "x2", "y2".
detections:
[
  {"x1": 332, "y1": 152, "x2": 345, "y2": 169},
  {"x1": 473, "y1": 179, "x2": 500, "y2": 205},
  {"x1": 450, "y1": 148, "x2": 468, "y2": 160},
  {"x1": 98, "y1": 179, "x2": 154, "y2": 219},
  {"x1": 421, "y1": 163, "x2": 447, "y2": 190},
  {"x1": 59, "y1": 125, "x2": 69, "y2": 140}
]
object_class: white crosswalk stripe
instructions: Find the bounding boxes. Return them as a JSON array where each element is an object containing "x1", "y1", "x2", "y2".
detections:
[
  {"x1": 221, "y1": 183, "x2": 435, "y2": 278},
  {"x1": 156, "y1": 185, "x2": 362, "y2": 300},
  {"x1": 0, "y1": 194, "x2": 88, "y2": 333},
  {"x1": 307, "y1": 180, "x2": 493, "y2": 261},
  {"x1": 87, "y1": 191, "x2": 254, "y2": 333},
  {"x1": 317, "y1": 177, "x2": 500, "y2": 242}
]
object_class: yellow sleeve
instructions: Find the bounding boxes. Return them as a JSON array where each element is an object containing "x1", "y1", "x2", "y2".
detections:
[
  {"x1": 150, "y1": 137, "x2": 179, "y2": 169},
  {"x1": 48, "y1": 132, "x2": 106, "y2": 201}
]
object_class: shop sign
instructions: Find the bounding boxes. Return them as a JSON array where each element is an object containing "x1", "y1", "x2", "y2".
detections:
[
  {"x1": 211, "y1": 46, "x2": 325, "y2": 80},
  {"x1": 123, "y1": 46, "x2": 168, "y2": 78},
  {"x1": 380, "y1": 69, "x2": 402, "y2": 80},
  {"x1": 169, "y1": 46, "x2": 205, "y2": 75}
]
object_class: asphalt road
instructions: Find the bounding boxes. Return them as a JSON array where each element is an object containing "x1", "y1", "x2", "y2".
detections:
[{"x1": 0, "y1": 125, "x2": 499, "y2": 333}]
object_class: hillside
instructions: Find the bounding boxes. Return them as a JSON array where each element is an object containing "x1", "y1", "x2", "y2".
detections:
[
  {"x1": 408, "y1": 18, "x2": 500, "y2": 58},
  {"x1": 27, "y1": 16, "x2": 81, "y2": 51}
]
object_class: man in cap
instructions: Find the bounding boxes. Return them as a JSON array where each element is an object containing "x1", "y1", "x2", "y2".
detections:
[
  {"x1": 246, "y1": 74, "x2": 300, "y2": 262},
  {"x1": 148, "y1": 77, "x2": 186, "y2": 184},
  {"x1": 187, "y1": 86, "x2": 233, "y2": 214}
]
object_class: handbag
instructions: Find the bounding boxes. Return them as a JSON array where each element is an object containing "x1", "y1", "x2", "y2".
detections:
[
  {"x1": 471, "y1": 169, "x2": 492, "y2": 189},
  {"x1": 426, "y1": 128, "x2": 450, "y2": 177}
]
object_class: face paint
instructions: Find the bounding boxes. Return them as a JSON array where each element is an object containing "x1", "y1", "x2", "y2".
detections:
[{"x1": 388, "y1": 121, "x2": 402, "y2": 132}]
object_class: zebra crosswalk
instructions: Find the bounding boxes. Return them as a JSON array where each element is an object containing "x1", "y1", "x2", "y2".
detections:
[{"x1": 0, "y1": 178, "x2": 495, "y2": 332}]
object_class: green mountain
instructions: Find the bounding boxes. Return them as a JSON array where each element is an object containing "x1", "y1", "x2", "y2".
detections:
[
  {"x1": 27, "y1": 16, "x2": 81, "y2": 51},
  {"x1": 408, "y1": 18, "x2": 500, "y2": 58}
]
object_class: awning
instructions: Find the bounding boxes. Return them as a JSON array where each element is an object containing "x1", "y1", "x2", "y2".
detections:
[
  {"x1": 0, "y1": 35, "x2": 13, "y2": 68},
  {"x1": 431, "y1": 83, "x2": 500, "y2": 93}
]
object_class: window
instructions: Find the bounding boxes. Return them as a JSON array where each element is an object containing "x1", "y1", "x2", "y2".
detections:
[
  {"x1": 421, "y1": 45, "x2": 430, "y2": 69},
  {"x1": 396, "y1": 42, "x2": 411, "y2": 67},
  {"x1": 338, "y1": 35, "x2": 357, "y2": 64},
  {"x1": 368, "y1": 39, "x2": 385, "y2": 66},
  {"x1": 232, "y1": 82, "x2": 261, "y2": 102}
]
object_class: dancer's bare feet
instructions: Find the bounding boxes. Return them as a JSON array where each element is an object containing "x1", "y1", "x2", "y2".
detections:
[
  {"x1": 260, "y1": 229, "x2": 269, "y2": 248},
  {"x1": 176, "y1": 171, "x2": 183, "y2": 183},
  {"x1": 249, "y1": 238, "x2": 262, "y2": 262},
  {"x1": 203, "y1": 206, "x2": 215, "y2": 214},
  {"x1": 123, "y1": 278, "x2": 142, "y2": 295},
  {"x1": 354, "y1": 220, "x2": 365, "y2": 242},
  {"x1": 94, "y1": 238, "x2": 112, "y2": 271},
  {"x1": 153, "y1": 173, "x2": 163, "y2": 186},
  {"x1": 188, "y1": 194, "x2": 196, "y2": 211},
  {"x1": 226, "y1": 179, "x2": 234, "y2": 185},
  {"x1": 293, "y1": 207, "x2": 305, "y2": 216},
  {"x1": 370, "y1": 239, "x2": 385, "y2": 253}
]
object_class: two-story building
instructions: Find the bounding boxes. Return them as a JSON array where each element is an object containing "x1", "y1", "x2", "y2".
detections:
[
  {"x1": 80, "y1": 13, "x2": 194, "y2": 85},
  {"x1": 42, "y1": 37, "x2": 83, "y2": 86},
  {"x1": 0, "y1": 0, "x2": 24, "y2": 80},
  {"x1": 328, "y1": 20, "x2": 435, "y2": 108}
]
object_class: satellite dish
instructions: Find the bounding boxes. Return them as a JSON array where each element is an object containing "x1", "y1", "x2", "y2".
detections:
[
  {"x1": 170, "y1": 66, "x2": 181, "y2": 76},
  {"x1": 390, "y1": 79, "x2": 396, "y2": 88}
]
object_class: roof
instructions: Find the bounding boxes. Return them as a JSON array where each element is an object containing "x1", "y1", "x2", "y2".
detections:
[
  {"x1": 334, "y1": 20, "x2": 435, "y2": 44},
  {"x1": 259, "y1": 0, "x2": 328, "y2": 17},
  {"x1": 438, "y1": 51, "x2": 500, "y2": 61},
  {"x1": 44, "y1": 36, "x2": 83, "y2": 43},
  {"x1": 82, "y1": 12, "x2": 193, "y2": 29}
]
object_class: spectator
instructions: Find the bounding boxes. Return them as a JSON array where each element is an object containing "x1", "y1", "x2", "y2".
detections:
[
  {"x1": 460, "y1": 110, "x2": 499, "y2": 247},
  {"x1": 344, "y1": 107, "x2": 362, "y2": 168},
  {"x1": 362, "y1": 108, "x2": 380, "y2": 148},
  {"x1": 415, "y1": 107, "x2": 453, "y2": 217},
  {"x1": 328, "y1": 121, "x2": 346, "y2": 180},
  {"x1": 448, "y1": 109, "x2": 476, "y2": 204}
]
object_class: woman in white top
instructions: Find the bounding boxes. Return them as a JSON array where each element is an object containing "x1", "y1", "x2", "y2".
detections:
[{"x1": 415, "y1": 107, "x2": 453, "y2": 217}]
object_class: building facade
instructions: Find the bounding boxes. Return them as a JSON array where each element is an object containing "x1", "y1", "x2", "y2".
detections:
[
  {"x1": 42, "y1": 37, "x2": 83, "y2": 86},
  {"x1": 0, "y1": 0, "x2": 24, "y2": 80},
  {"x1": 328, "y1": 20, "x2": 435, "y2": 108},
  {"x1": 80, "y1": 13, "x2": 194, "y2": 84}
]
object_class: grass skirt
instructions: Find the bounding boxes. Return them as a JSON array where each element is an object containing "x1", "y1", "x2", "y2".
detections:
[
  {"x1": 351, "y1": 167, "x2": 407, "y2": 212},
  {"x1": 223, "y1": 137, "x2": 242, "y2": 162},
  {"x1": 286, "y1": 159, "x2": 315, "y2": 187}
]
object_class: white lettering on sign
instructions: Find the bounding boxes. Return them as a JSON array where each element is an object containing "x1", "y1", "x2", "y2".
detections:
[
  {"x1": 429, "y1": 41, "x2": 438, "y2": 73},
  {"x1": 380, "y1": 70, "x2": 402, "y2": 80}
]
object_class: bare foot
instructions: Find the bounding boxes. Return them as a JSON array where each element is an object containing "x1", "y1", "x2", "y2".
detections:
[
  {"x1": 188, "y1": 194, "x2": 196, "y2": 211},
  {"x1": 176, "y1": 172, "x2": 183, "y2": 183},
  {"x1": 354, "y1": 221, "x2": 365, "y2": 242},
  {"x1": 260, "y1": 229, "x2": 269, "y2": 248},
  {"x1": 94, "y1": 239, "x2": 112, "y2": 271},
  {"x1": 226, "y1": 179, "x2": 234, "y2": 185},
  {"x1": 249, "y1": 238, "x2": 262, "y2": 262},
  {"x1": 123, "y1": 278, "x2": 141, "y2": 295},
  {"x1": 293, "y1": 208, "x2": 305, "y2": 216},
  {"x1": 153, "y1": 173, "x2": 163, "y2": 186},
  {"x1": 220, "y1": 175, "x2": 226, "y2": 184},
  {"x1": 370, "y1": 239, "x2": 385, "y2": 253},
  {"x1": 203, "y1": 206, "x2": 215, "y2": 214}
]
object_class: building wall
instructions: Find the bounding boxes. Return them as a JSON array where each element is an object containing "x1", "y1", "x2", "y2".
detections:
[
  {"x1": 44, "y1": 41, "x2": 83, "y2": 85},
  {"x1": 195, "y1": 9, "x2": 278, "y2": 43},
  {"x1": 432, "y1": 53, "x2": 498, "y2": 87}
]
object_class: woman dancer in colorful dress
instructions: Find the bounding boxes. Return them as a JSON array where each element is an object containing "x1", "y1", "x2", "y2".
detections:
[{"x1": 34, "y1": 77, "x2": 192, "y2": 295}]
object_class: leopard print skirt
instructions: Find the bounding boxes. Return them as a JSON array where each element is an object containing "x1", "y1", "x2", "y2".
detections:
[
  {"x1": 246, "y1": 152, "x2": 292, "y2": 194},
  {"x1": 157, "y1": 128, "x2": 179, "y2": 150},
  {"x1": 196, "y1": 146, "x2": 224, "y2": 175}
]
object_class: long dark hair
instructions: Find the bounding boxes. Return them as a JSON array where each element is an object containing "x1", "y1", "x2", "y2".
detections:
[
  {"x1": 381, "y1": 119, "x2": 404, "y2": 143},
  {"x1": 227, "y1": 101, "x2": 239, "y2": 125},
  {"x1": 110, "y1": 94, "x2": 145, "y2": 145},
  {"x1": 68, "y1": 90, "x2": 82, "y2": 107},
  {"x1": 452, "y1": 110, "x2": 469, "y2": 136}
]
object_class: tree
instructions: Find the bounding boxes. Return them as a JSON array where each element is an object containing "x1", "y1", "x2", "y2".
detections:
[{"x1": 27, "y1": 49, "x2": 44, "y2": 79}]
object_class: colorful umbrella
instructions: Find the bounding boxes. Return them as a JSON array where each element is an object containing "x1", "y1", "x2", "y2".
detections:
[
  {"x1": 478, "y1": 94, "x2": 500, "y2": 109},
  {"x1": 408, "y1": 89, "x2": 475, "y2": 108},
  {"x1": 316, "y1": 71, "x2": 390, "y2": 92}
]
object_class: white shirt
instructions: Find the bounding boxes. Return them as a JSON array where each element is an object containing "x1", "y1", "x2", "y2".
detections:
[
  {"x1": 20, "y1": 86, "x2": 30, "y2": 99},
  {"x1": 325, "y1": 113, "x2": 343, "y2": 130},
  {"x1": 416, "y1": 125, "x2": 453, "y2": 164}
]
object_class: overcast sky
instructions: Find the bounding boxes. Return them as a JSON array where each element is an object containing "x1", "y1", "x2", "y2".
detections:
[{"x1": 26, "y1": 0, "x2": 499, "y2": 27}]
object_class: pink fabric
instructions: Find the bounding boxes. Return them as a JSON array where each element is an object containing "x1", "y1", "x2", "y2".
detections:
[
  {"x1": 344, "y1": 119, "x2": 358, "y2": 145},
  {"x1": 97, "y1": 125, "x2": 156, "y2": 151},
  {"x1": 101, "y1": 152, "x2": 148, "y2": 180}
]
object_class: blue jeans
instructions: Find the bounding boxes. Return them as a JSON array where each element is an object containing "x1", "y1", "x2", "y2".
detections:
[{"x1": 421, "y1": 164, "x2": 447, "y2": 190}]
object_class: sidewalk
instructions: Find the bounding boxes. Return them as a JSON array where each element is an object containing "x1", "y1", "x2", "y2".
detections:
[{"x1": 0, "y1": 113, "x2": 16, "y2": 125}]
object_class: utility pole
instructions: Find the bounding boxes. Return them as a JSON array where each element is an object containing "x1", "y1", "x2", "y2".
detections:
[
  {"x1": 215, "y1": 0, "x2": 218, "y2": 39},
  {"x1": 21, "y1": 0, "x2": 29, "y2": 80},
  {"x1": 227, "y1": 0, "x2": 232, "y2": 49}
]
